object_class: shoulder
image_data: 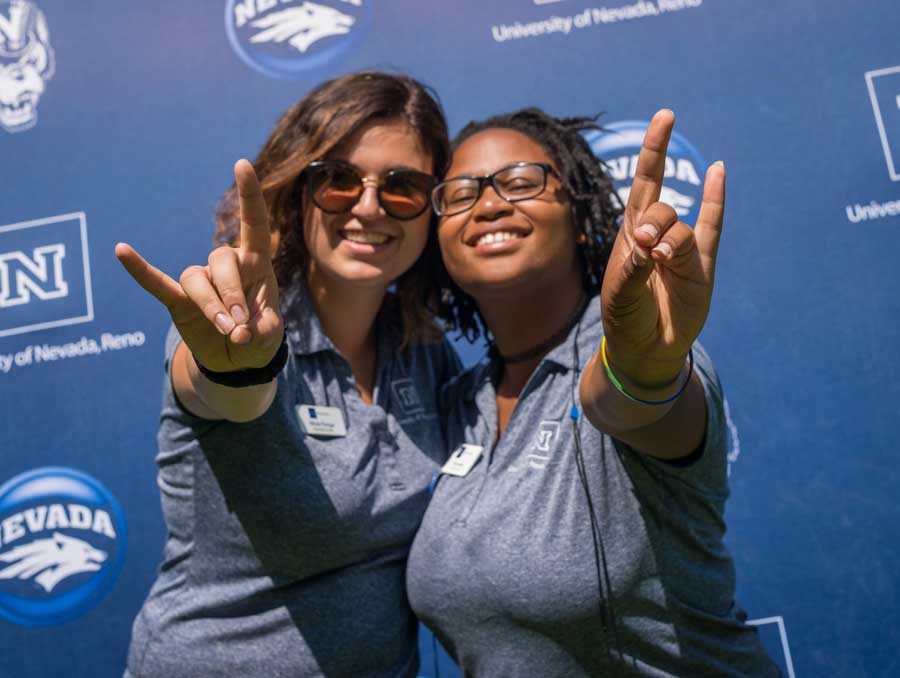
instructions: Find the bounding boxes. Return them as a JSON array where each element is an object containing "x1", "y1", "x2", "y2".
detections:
[{"x1": 438, "y1": 358, "x2": 490, "y2": 412}]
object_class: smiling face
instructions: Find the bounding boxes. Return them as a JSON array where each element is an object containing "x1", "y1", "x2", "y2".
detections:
[
  {"x1": 303, "y1": 118, "x2": 433, "y2": 294},
  {"x1": 437, "y1": 128, "x2": 582, "y2": 300}
]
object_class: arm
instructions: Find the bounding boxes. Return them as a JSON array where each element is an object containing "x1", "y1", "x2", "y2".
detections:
[
  {"x1": 170, "y1": 340, "x2": 278, "y2": 422},
  {"x1": 116, "y1": 160, "x2": 284, "y2": 423},
  {"x1": 580, "y1": 110, "x2": 725, "y2": 459}
]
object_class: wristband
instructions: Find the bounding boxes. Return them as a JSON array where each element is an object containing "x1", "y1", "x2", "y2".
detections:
[
  {"x1": 193, "y1": 333, "x2": 288, "y2": 388},
  {"x1": 600, "y1": 336, "x2": 693, "y2": 406}
]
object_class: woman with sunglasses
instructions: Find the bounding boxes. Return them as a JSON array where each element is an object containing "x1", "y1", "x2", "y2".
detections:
[
  {"x1": 115, "y1": 72, "x2": 459, "y2": 678},
  {"x1": 407, "y1": 109, "x2": 779, "y2": 676}
]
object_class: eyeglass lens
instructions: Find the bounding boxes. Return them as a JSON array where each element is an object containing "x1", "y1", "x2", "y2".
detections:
[
  {"x1": 433, "y1": 163, "x2": 548, "y2": 216},
  {"x1": 306, "y1": 162, "x2": 434, "y2": 220}
]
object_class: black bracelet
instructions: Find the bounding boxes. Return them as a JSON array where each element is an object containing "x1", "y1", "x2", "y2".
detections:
[{"x1": 193, "y1": 334, "x2": 288, "y2": 388}]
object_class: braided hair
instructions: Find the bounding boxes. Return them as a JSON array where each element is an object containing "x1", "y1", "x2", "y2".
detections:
[{"x1": 436, "y1": 108, "x2": 623, "y2": 342}]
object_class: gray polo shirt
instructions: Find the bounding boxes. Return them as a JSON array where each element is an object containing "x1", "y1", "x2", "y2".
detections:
[
  {"x1": 407, "y1": 295, "x2": 779, "y2": 678},
  {"x1": 125, "y1": 283, "x2": 460, "y2": 678}
]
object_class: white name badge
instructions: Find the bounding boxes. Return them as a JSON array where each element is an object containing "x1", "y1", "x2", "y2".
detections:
[
  {"x1": 441, "y1": 444, "x2": 483, "y2": 477},
  {"x1": 296, "y1": 405, "x2": 347, "y2": 437}
]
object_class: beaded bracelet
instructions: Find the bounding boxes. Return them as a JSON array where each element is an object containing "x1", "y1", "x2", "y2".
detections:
[
  {"x1": 600, "y1": 336, "x2": 693, "y2": 406},
  {"x1": 193, "y1": 333, "x2": 288, "y2": 388}
]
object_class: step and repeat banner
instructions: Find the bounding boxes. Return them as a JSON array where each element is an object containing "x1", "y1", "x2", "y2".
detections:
[{"x1": 2, "y1": 1, "x2": 898, "y2": 676}]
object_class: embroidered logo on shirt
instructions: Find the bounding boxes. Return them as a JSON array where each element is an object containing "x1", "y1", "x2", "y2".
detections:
[
  {"x1": 391, "y1": 378, "x2": 425, "y2": 416},
  {"x1": 527, "y1": 420, "x2": 560, "y2": 470}
]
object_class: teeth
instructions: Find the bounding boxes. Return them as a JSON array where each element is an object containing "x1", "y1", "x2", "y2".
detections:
[
  {"x1": 343, "y1": 231, "x2": 390, "y2": 245},
  {"x1": 475, "y1": 231, "x2": 522, "y2": 247}
]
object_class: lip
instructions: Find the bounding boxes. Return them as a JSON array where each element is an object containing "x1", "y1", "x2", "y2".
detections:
[
  {"x1": 338, "y1": 229, "x2": 397, "y2": 255},
  {"x1": 463, "y1": 222, "x2": 531, "y2": 247}
]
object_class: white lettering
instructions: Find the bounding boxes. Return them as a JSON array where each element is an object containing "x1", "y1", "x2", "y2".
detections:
[
  {"x1": 68, "y1": 504, "x2": 92, "y2": 530},
  {"x1": 45, "y1": 504, "x2": 70, "y2": 530},
  {"x1": 845, "y1": 198, "x2": 900, "y2": 223},
  {"x1": 92, "y1": 509, "x2": 116, "y2": 539},
  {"x1": 0, "y1": 504, "x2": 117, "y2": 547},
  {"x1": 491, "y1": 15, "x2": 574, "y2": 42},
  {"x1": 0, "y1": 353, "x2": 11, "y2": 373},
  {"x1": 2, "y1": 514, "x2": 25, "y2": 545},
  {"x1": 100, "y1": 331, "x2": 145, "y2": 351},
  {"x1": 14, "y1": 345, "x2": 32, "y2": 366},
  {"x1": 23, "y1": 506, "x2": 47, "y2": 533},
  {"x1": 34, "y1": 337, "x2": 102, "y2": 362},
  {"x1": 607, "y1": 154, "x2": 701, "y2": 185},
  {"x1": 657, "y1": 0, "x2": 702, "y2": 11},
  {"x1": 233, "y1": 0, "x2": 256, "y2": 28},
  {"x1": 0, "y1": 244, "x2": 68, "y2": 308},
  {"x1": 675, "y1": 158, "x2": 702, "y2": 185}
]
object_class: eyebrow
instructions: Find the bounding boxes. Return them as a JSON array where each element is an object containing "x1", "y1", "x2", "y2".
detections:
[{"x1": 322, "y1": 157, "x2": 431, "y2": 175}]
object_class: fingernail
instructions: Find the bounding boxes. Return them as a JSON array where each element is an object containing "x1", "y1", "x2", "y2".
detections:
[
  {"x1": 637, "y1": 224, "x2": 658, "y2": 240},
  {"x1": 714, "y1": 160, "x2": 725, "y2": 168},
  {"x1": 215, "y1": 313, "x2": 235, "y2": 334},
  {"x1": 631, "y1": 246, "x2": 648, "y2": 267},
  {"x1": 653, "y1": 242, "x2": 672, "y2": 258},
  {"x1": 231, "y1": 328, "x2": 251, "y2": 345},
  {"x1": 230, "y1": 305, "x2": 247, "y2": 325}
]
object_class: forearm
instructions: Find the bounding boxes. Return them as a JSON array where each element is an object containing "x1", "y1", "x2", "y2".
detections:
[
  {"x1": 579, "y1": 350, "x2": 707, "y2": 459},
  {"x1": 172, "y1": 341, "x2": 278, "y2": 422}
]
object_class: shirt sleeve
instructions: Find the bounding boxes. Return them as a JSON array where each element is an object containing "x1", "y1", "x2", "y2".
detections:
[
  {"x1": 159, "y1": 324, "x2": 218, "y2": 433},
  {"x1": 619, "y1": 342, "x2": 731, "y2": 499}
]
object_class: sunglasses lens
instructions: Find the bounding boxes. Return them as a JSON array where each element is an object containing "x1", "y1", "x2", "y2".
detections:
[
  {"x1": 381, "y1": 171, "x2": 435, "y2": 219},
  {"x1": 308, "y1": 163, "x2": 362, "y2": 213}
]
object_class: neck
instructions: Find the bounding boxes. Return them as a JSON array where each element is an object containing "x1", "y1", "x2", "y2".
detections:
[
  {"x1": 478, "y1": 272, "x2": 585, "y2": 396},
  {"x1": 306, "y1": 267, "x2": 386, "y2": 362}
]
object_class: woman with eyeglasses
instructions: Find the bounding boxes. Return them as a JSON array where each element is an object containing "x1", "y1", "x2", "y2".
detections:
[
  {"x1": 115, "y1": 72, "x2": 460, "y2": 678},
  {"x1": 407, "y1": 109, "x2": 780, "y2": 677}
]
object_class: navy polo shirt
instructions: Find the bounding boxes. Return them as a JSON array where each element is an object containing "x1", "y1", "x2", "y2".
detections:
[
  {"x1": 407, "y1": 295, "x2": 779, "y2": 677},
  {"x1": 126, "y1": 282, "x2": 460, "y2": 678}
]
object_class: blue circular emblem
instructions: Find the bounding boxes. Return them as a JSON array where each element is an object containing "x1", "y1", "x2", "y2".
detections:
[
  {"x1": 0, "y1": 467, "x2": 127, "y2": 627},
  {"x1": 225, "y1": 0, "x2": 372, "y2": 79},
  {"x1": 584, "y1": 120, "x2": 708, "y2": 225}
]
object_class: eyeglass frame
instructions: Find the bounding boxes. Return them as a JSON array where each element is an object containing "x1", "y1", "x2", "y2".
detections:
[
  {"x1": 303, "y1": 159, "x2": 438, "y2": 221},
  {"x1": 430, "y1": 161, "x2": 561, "y2": 217}
]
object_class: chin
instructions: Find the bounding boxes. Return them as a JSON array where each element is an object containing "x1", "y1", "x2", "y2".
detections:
[{"x1": 329, "y1": 261, "x2": 406, "y2": 289}]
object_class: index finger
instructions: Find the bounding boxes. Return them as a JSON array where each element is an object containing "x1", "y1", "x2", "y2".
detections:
[
  {"x1": 115, "y1": 242, "x2": 185, "y2": 309},
  {"x1": 234, "y1": 159, "x2": 271, "y2": 256},
  {"x1": 625, "y1": 109, "x2": 675, "y2": 220}
]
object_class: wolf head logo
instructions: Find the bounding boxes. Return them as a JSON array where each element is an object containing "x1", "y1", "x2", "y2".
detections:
[
  {"x1": 0, "y1": 532, "x2": 107, "y2": 593},
  {"x1": 0, "y1": 0, "x2": 55, "y2": 133},
  {"x1": 249, "y1": 2, "x2": 355, "y2": 54}
]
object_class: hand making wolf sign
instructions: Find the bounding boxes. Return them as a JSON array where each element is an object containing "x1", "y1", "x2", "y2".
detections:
[
  {"x1": 115, "y1": 160, "x2": 285, "y2": 374},
  {"x1": 600, "y1": 109, "x2": 725, "y2": 388}
]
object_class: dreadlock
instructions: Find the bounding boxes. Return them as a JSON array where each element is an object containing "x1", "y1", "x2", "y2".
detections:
[{"x1": 436, "y1": 107, "x2": 623, "y2": 342}]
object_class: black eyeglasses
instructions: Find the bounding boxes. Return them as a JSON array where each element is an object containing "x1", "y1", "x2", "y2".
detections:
[
  {"x1": 431, "y1": 162, "x2": 559, "y2": 217},
  {"x1": 303, "y1": 160, "x2": 437, "y2": 220}
]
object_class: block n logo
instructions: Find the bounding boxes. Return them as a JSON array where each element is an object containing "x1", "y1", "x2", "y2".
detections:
[
  {"x1": 0, "y1": 244, "x2": 69, "y2": 307},
  {"x1": 0, "y1": 213, "x2": 93, "y2": 338},
  {"x1": 866, "y1": 65, "x2": 900, "y2": 181}
]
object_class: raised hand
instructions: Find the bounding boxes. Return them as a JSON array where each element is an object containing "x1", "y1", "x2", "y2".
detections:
[
  {"x1": 116, "y1": 160, "x2": 284, "y2": 374},
  {"x1": 600, "y1": 109, "x2": 725, "y2": 387}
]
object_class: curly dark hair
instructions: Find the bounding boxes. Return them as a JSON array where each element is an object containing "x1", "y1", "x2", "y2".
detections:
[
  {"x1": 435, "y1": 108, "x2": 623, "y2": 342},
  {"x1": 214, "y1": 71, "x2": 450, "y2": 346}
]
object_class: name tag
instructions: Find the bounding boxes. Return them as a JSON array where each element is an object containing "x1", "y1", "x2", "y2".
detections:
[
  {"x1": 296, "y1": 405, "x2": 347, "y2": 437},
  {"x1": 441, "y1": 444, "x2": 483, "y2": 477}
]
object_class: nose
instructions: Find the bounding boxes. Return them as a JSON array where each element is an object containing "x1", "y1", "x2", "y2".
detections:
[
  {"x1": 471, "y1": 183, "x2": 512, "y2": 220},
  {"x1": 351, "y1": 181, "x2": 382, "y2": 219}
]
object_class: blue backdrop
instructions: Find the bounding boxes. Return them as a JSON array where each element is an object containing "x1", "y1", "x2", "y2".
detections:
[{"x1": 2, "y1": 1, "x2": 898, "y2": 676}]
